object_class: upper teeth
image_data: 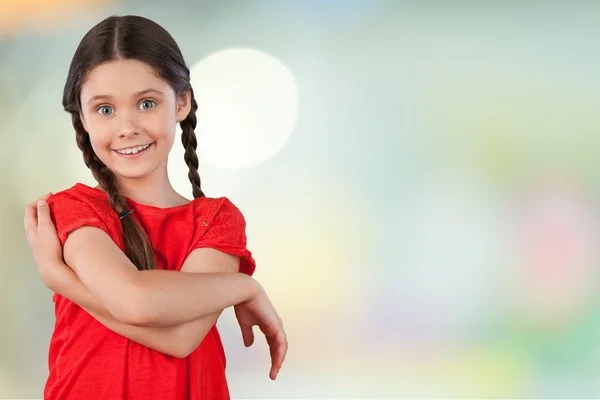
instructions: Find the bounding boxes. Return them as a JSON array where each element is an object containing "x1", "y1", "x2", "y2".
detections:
[{"x1": 116, "y1": 144, "x2": 150, "y2": 155}]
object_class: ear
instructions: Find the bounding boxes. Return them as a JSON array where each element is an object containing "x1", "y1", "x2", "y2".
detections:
[
  {"x1": 79, "y1": 112, "x2": 89, "y2": 132},
  {"x1": 176, "y1": 90, "x2": 192, "y2": 122}
]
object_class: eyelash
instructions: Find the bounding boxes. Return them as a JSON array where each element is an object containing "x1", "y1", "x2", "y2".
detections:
[{"x1": 96, "y1": 99, "x2": 157, "y2": 116}]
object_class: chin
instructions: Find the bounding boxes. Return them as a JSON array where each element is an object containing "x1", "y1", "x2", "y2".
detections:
[{"x1": 110, "y1": 164, "x2": 159, "y2": 180}]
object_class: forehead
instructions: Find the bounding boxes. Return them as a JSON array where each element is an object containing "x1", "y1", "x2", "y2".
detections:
[{"x1": 80, "y1": 59, "x2": 172, "y2": 100}]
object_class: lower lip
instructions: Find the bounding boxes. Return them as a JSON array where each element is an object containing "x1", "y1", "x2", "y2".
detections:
[{"x1": 114, "y1": 143, "x2": 153, "y2": 159}]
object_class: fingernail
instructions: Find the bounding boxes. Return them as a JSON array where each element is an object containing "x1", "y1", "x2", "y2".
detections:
[{"x1": 38, "y1": 200, "x2": 46, "y2": 206}]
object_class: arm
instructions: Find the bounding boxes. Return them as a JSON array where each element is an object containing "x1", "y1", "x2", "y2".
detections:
[
  {"x1": 56, "y1": 265, "x2": 195, "y2": 357},
  {"x1": 64, "y1": 226, "x2": 259, "y2": 327},
  {"x1": 56, "y1": 248, "x2": 239, "y2": 358},
  {"x1": 170, "y1": 248, "x2": 241, "y2": 356},
  {"x1": 27, "y1": 198, "x2": 286, "y2": 377}
]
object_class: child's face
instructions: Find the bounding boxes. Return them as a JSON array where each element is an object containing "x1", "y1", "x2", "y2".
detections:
[{"x1": 78, "y1": 59, "x2": 190, "y2": 181}]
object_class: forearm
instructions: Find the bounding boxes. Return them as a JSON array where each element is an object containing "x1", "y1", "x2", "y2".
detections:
[
  {"x1": 71, "y1": 266, "x2": 258, "y2": 327},
  {"x1": 52, "y1": 263, "x2": 112, "y2": 318},
  {"x1": 88, "y1": 309, "x2": 223, "y2": 358},
  {"x1": 66, "y1": 259, "x2": 256, "y2": 327},
  {"x1": 65, "y1": 229, "x2": 259, "y2": 327},
  {"x1": 133, "y1": 270, "x2": 260, "y2": 327},
  {"x1": 53, "y1": 264, "x2": 223, "y2": 357}
]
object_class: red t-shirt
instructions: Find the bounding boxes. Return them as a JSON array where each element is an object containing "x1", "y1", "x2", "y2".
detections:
[{"x1": 44, "y1": 183, "x2": 255, "y2": 400}]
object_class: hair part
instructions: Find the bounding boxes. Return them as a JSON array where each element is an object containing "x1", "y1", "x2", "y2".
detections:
[{"x1": 63, "y1": 15, "x2": 203, "y2": 270}]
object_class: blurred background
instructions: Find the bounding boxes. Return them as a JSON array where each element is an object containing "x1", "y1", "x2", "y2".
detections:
[{"x1": 2, "y1": 0, "x2": 600, "y2": 398}]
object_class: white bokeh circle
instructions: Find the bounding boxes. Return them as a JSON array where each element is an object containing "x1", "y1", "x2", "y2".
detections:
[{"x1": 189, "y1": 48, "x2": 299, "y2": 169}]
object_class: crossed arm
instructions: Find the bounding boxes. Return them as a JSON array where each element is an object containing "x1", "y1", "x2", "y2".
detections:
[
  {"x1": 26, "y1": 197, "x2": 286, "y2": 379},
  {"x1": 55, "y1": 228, "x2": 244, "y2": 358}
]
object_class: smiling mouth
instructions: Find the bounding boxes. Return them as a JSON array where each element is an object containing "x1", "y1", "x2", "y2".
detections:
[{"x1": 113, "y1": 143, "x2": 153, "y2": 156}]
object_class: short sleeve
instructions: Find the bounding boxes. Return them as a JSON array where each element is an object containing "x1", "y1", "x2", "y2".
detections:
[
  {"x1": 48, "y1": 192, "x2": 112, "y2": 247},
  {"x1": 191, "y1": 198, "x2": 256, "y2": 276}
]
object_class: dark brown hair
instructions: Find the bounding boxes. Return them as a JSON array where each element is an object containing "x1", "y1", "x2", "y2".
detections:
[{"x1": 62, "y1": 15, "x2": 203, "y2": 270}]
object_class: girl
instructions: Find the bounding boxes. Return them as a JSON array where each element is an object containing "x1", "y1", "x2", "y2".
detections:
[{"x1": 23, "y1": 14, "x2": 287, "y2": 400}]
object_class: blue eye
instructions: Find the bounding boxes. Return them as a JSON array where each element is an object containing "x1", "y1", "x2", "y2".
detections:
[
  {"x1": 139, "y1": 100, "x2": 156, "y2": 110},
  {"x1": 97, "y1": 105, "x2": 114, "y2": 116}
]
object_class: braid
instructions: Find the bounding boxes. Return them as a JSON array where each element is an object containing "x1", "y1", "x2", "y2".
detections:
[
  {"x1": 72, "y1": 113, "x2": 157, "y2": 271},
  {"x1": 180, "y1": 88, "x2": 204, "y2": 199}
]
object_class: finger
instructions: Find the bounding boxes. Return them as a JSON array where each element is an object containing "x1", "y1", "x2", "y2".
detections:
[
  {"x1": 37, "y1": 193, "x2": 53, "y2": 203},
  {"x1": 24, "y1": 193, "x2": 52, "y2": 237},
  {"x1": 267, "y1": 336, "x2": 279, "y2": 380},
  {"x1": 259, "y1": 319, "x2": 279, "y2": 336},
  {"x1": 24, "y1": 202, "x2": 39, "y2": 234},
  {"x1": 275, "y1": 330, "x2": 288, "y2": 368},
  {"x1": 240, "y1": 324, "x2": 255, "y2": 347},
  {"x1": 268, "y1": 329, "x2": 288, "y2": 380},
  {"x1": 36, "y1": 198, "x2": 55, "y2": 232}
]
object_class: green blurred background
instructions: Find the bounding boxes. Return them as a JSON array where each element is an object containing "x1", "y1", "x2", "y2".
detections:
[{"x1": 2, "y1": 0, "x2": 600, "y2": 398}]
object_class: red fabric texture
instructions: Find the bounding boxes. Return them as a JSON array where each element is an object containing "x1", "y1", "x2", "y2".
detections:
[{"x1": 44, "y1": 183, "x2": 255, "y2": 400}]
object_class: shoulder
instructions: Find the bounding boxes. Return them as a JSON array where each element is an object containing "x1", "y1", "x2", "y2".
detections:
[
  {"x1": 47, "y1": 183, "x2": 117, "y2": 246},
  {"x1": 192, "y1": 196, "x2": 246, "y2": 228},
  {"x1": 188, "y1": 196, "x2": 255, "y2": 275},
  {"x1": 189, "y1": 196, "x2": 249, "y2": 247},
  {"x1": 48, "y1": 183, "x2": 113, "y2": 219}
]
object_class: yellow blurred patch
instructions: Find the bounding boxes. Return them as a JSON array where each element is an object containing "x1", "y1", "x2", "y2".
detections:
[{"x1": 0, "y1": 0, "x2": 117, "y2": 37}]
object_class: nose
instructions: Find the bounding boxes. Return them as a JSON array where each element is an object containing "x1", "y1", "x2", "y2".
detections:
[{"x1": 118, "y1": 112, "x2": 139, "y2": 138}]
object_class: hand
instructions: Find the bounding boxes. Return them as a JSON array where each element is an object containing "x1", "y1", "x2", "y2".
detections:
[
  {"x1": 24, "y1": 193, "x2": 68, "y2": 290},
  {"x1": 234, "y1": 285, "x2": 288, "y2": 381}
]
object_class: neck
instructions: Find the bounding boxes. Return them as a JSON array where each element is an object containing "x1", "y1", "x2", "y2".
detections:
[{"x1": 113, "y1": 166, "x2": 189, "y2": 208}]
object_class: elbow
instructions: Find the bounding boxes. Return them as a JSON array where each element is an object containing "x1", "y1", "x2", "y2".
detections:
[
  {"x1": 167, "y1": 331, "x2": 210, "y2": 359},
  {"x1": 172, "y1": 338, "x2": 205, "y2": 359},
  {"x1": 160, "y1": 336, "x2": 198, "y2": 359},
  {"x1": 118, "y1": 308, "x2": 154, "y2": 327},
  {"x1": 168, "y1": 346, "x2": 194, "y2": 359}
]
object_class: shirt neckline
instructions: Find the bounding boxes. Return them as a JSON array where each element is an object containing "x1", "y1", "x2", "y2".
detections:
[{"x1": 74, "y1": 182, "x2": 201, "y2": 213}]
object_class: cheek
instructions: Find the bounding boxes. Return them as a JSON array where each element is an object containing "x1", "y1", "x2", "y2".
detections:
[
  {"x1": 83, "y1": 114, "x2": 112, "y2": 145},
  {"x1": 85, "y1": 127, "x2": 113, "y2": 163},
  {"x1": 88, "y1": 129, "x2": 113, "y2": 152},
  {"x1": 156, "y1": 126, "x2": 176, "y2": 160},
  {"x1": 146, "y1": 110, "x2": 177, "y2": 145},
  {"x1": 88, "y1": 136, "x2": 113, "y2": 166}
]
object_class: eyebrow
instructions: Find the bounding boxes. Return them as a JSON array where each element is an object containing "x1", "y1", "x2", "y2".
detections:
[{"x1": 87, "y1": 89, "x2": 164, "y2": 105}]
